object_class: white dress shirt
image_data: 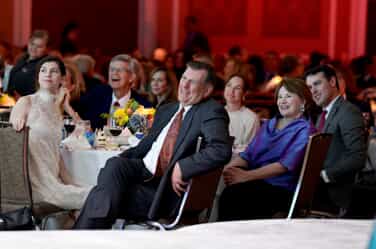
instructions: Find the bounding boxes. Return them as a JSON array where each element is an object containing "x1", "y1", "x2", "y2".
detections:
[{"x1": 143, "y1": 104, "x2": 191, "y2": 174}]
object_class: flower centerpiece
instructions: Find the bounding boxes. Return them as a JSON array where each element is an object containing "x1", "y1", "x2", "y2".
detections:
[{"x1": 101, "y1": 99, "x2": 155, "y2": 134}]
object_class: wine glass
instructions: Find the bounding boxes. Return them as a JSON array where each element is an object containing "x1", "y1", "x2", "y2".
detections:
[
  {"x1": 109, "y1": 118, "x2": 122, "y2": 137},
  {"x1": 63, "y1": 116, "x2": 75, "y2": 135}
]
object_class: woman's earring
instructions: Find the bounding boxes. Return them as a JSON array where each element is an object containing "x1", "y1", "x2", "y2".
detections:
[{"x1": 300, "y1": 105, "x2": 305, "y2": 113}]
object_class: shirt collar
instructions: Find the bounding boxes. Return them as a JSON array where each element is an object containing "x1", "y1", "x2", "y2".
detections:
[
  {"x1": 324, "y1": 95, "x2": 340, "y2": 117},
  {"x1": 112, "y1": 91, "x2": 131, "y2": 107}
]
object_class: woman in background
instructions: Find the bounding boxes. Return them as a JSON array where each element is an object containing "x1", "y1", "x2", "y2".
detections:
[
  {"x1": 148, "y1": 67, "x2": 178, "y2": 108},
  {"x1": 224, "y1": 74, "x2": 259, "y2": 150},
  {"x1": 63, "y1": 61, "x2": 86, "y2": 115}
]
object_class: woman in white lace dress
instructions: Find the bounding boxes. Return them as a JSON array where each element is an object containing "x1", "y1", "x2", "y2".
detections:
[{"x1": 10, "y1": 56, "x2": 91, "y2": 210}]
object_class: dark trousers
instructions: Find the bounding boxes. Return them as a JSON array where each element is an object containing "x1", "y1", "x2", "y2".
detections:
[
  {"x1": 218, "y1": 180, "x2": 292, "y2": 221},
  {"x1": 74, "y1": 156, "x2": 158, "y2": 229}
]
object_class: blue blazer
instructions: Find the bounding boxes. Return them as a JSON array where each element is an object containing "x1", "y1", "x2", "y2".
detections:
[{"x1": 80, "y1": 84, "x2": 151, "y2": 130}]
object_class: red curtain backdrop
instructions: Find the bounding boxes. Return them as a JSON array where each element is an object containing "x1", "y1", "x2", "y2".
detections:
[
  {"x1": 189, "y1": 0, "x2": 247, "y2": 36},
  {"x1": 262, "y1": 0, "x2": 321, "y2": 38}
]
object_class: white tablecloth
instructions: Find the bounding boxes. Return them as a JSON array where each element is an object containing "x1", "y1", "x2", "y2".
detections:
[
  {"x1": 61, "y1": 149, "x2": 120, "y2": 186},
  {"x1": 0, "y1": 219, "x2": 373, "y2": 249}
]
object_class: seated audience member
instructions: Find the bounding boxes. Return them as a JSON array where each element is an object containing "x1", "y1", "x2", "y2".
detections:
[
  {"x1": 224, "y1": 58, "x2": 242, "y2": 82},
  {"x1": 80, "y1": 54, "x2": 151, "y2": 130},
  {"x1": 130, "y1": 57, "x2": 148, "y2": 94},
  {"x1": 63, "y1": 61, "x2": 86, "y2": 115},
  {"x1": 224, "y1": 74, "x2": 259, "y2": 150},
  {"x1": 74, "y1": 61, "x2": 233, "y2": 229},
  {"x1": 0, "y1": 41, "x2": 14, "y2": 92},
  {"x1": 71, "y1": 54, "x2": 102, "y2": 91},
  {"x1": 148, "y1": 67, "x2": 178, "y2": 108},
  {"x1": 10, "y1": 56, "x2": 90, "y2": 210},
  {"x1": 218, "y1": 77, "x2": 316, "y2": 221},
  {"x1": 7, "y1": 30, "x2": 49, "y2": 99},
  {"x1": 264, "y1": 51, "x2": 281, "y2": 81},
  {"x1": 305, "y1": 65, "x2": 367, "y2": 214},
  {"x1": 279, "y1": 55, "x2": 304, "y2": 78}
]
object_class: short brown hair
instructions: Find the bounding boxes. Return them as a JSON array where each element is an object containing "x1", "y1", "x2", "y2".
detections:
[
  {"x1": 275, "y1": 77, "x2": 314, "y2": 118},
  {"x1": 30, "y1": 30, "x2": 49, "y2": 45}
]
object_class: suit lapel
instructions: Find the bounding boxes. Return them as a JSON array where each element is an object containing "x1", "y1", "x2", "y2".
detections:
[
  {"x1": 172, "y1": 105, "x2": 197, "y2": 157},
  {"x1": 155, "y1": 104, "x2": 179, "y2": 135},
  {"x1": 323, "y1": 96, "x2": 343, "y2": 132}
]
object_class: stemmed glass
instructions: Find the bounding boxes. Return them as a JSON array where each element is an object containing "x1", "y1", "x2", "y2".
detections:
[
  {"x1": 109, "y1": 119, "x2": 122, "y2": 137},
  {"x1": 63, "y1": 116, "x2": 75, "y2": 135}
]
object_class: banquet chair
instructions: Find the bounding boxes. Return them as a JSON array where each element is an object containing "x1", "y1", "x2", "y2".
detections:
[
  {"x1": 123, "y1": 137, "x2": 224, "y2": 231},
  {"x1": 0, "y1": 122, "x2": 70, "y2": 230},
  {"x1": 286, "y1": 133, "x2": 332, "y2": 219}
]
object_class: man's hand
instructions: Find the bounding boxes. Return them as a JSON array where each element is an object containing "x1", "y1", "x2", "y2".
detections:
[
  {"x1": 223, "y1": 166, "x2": 250, "y2": 186},
  {"x1": 171, "y1": 163, "x2": 188, "y2": 196}
]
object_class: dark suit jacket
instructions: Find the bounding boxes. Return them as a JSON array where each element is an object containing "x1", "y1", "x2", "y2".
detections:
[
  {"x1": 319, "y1": 96, "x2": 367, "y2": 208},
  {"x1": 120, "y1": 99, "x2": 233, "y2": 219},
  {"x1": 80, "y1": 84, "x2": 151, "y2": 130}
]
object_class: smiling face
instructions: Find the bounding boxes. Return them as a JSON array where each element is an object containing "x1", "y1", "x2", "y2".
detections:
[
  {"x1": 306, "y1": 72, "x2": 338, "y2": 108},
  {"x1": 151, "y1": 70, "x2": 169, "y2": 96},
  {"x1": 277, "y1": 86, "x2": 304, "y2": 119},
  {"x1": 178, "y1": 67, "x2": 212, "y2": 106},
  {"x1": 38, "y1": 61, "x2": 63, "y2": 93},
  {"x1": 224, "y1": 76, "x2": 245, "y2": 105},
  {"x1": 108, "y1": 60, "x2": 133, "y2": 91}
]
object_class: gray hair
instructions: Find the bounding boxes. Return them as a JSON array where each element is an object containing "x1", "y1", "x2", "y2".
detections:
[
  {"x1": 71, "y1": 54, "x2": 96, "y2": 74},
  {"x1": 110, "y1": 54, "x2": 138, "y2": 73}
]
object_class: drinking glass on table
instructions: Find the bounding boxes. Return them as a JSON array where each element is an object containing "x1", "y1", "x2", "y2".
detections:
[
  {"x1": 63, "y1": 116, "x2": 75, "y2": 135},
  {"x1": 109, "y1": 119, "x2": 122, "y2": 137}
]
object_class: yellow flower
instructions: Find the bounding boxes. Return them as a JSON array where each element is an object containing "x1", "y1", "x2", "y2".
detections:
[
  {"x1": 143, "y1": 108, "x2": 156, "y2": 116},
  {"x1": 113, "y1": 108, "x2": 126, "y2": 119},
  {"x1": 117, "y1": 115, "x2": 129, "y2": 126},
  {"x1": 113, "y1": 108, "x2": 129, "y2": 126},
  {"x1": 0, "y1": 94, "x2": 16, "y2": 107},
  {"x1": 134, "y1": 105, "x2": 145, "y2": 115}
]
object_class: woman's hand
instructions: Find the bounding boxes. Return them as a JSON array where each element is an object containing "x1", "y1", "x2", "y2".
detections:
[
  {"x1": 11, "y1": 116, "x2": 26, "y2": 131},
  {"x1": 223, "y1": 166, "x2": 251, "y2": 186},
  {"x1": 56, "y1": 87, "x2": 69, "y2": 106}
]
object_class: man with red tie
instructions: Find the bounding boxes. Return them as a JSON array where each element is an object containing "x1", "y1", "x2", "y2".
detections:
[
  {"x1": 74, "y1": 61, "x2": 232, "y2": 229},
  {"x1": 305, "y1": 65, "x2": 367, "y2": 215}
]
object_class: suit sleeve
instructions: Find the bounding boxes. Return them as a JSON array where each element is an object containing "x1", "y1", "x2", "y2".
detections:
[
  {"x1": 326, "y1": 106, "x2": 367, "y2": 181},
  {"x1": 178, "y1": 103, "x2": 233, "y2": 181}
]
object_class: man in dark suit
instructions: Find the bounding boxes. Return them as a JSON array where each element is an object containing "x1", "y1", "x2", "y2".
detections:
[
  {"x1": 74, "y1": 61, "x2": 233, "y2": 229},
  {"x1": 305, "y1": 65, "x2": 367, "y2": 213},
  {"x1": 80, "y1": 54, "x2": 151, "y2": 130}
]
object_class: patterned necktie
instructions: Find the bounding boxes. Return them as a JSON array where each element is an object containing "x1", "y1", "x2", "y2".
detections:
[
  {"x1": 155, "y1": 108, "x2": 184, "y2": 176},
  {"x1": 318, "y1": 110, "x2": 327, "y2": 132}
]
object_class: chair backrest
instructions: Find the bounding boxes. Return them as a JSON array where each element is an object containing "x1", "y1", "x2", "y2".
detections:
[
  {"x1": 287, "y1": 133, "x2": 332, "y2": 219},
  {"x1": 0, "y1": 122, "x2": 33, "y2": 213},
  {"x1": 145, "y1": 136, "x2": 224, "y2": 230}
]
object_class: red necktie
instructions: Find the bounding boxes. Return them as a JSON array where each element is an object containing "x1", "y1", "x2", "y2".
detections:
[
  {"x1": 318, "y1": 110, "x2": 327, "y2": 132},
  {"x1": 155, "y1": 108, "x2": 184, "y2": 176}
]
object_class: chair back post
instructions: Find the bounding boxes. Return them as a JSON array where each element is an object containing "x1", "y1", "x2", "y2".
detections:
[
  {"x1": 287, "y1": 133, "x2": 332, "y2": 219},
  {"x1": 0, "y1": 123, "x2": 33, "y2": 215}
]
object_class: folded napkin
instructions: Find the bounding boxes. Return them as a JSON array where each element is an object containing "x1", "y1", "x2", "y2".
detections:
[{"x1": 61, "y1": 134, "x2": 92, "y2": 150}]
